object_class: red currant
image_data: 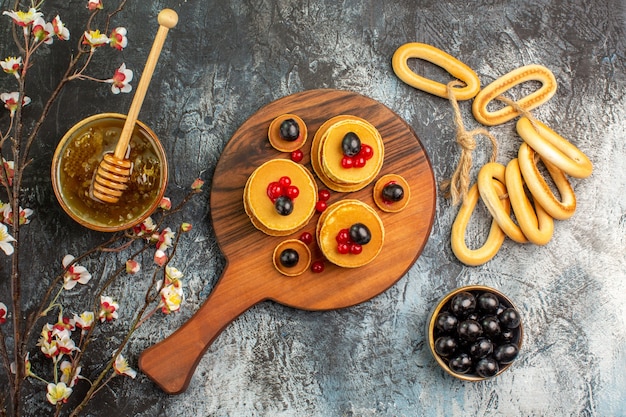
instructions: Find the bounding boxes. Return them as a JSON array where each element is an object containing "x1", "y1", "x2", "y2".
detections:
[
  {"x1": 315, "y1": 200, "x2": 327, "y2": 212},
  {"x1": 299, "y1": 231, "x2": 313, "y2": 245},
  {"x1": 318, "y1": 189, "x2": 331, "y2": 201},
  {"x1": 350, "y1": 244, "x2": 363, "y2": 254},
  {"x1": 267, "y1": 182, "x2": 283, "y2": 201},
  {"x1": 354, "y1": 156, "x2": 367, "y2": 168},
  {"x1": 336, "y1": 228, "x2": 350, "y2": 244},
  {"x1": 279, "y1": 176, "x2": 291, "y2": 188},
  {"x1": 341, "y1": 156, "x2": 354, "y2": 169},
  {"x1": 337, "y1": 243, "x2": 350, "y2": 254},
  {"x1": 359, "y1": 144, "x2": 374, "y2": 160},
  {"x1": 311, "y1": 260, "x2": 325, "y2": 273},
  {"x1": 290, "y1": 149, "x2": 304, "y2": 163},
  {"x1": 286, "y1": 185, "x2": 299, "y2": 199}
]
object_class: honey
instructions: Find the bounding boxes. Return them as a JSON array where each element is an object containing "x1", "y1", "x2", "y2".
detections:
[{"x1": 52, "y1": 114, "x2": 167, "y2": 232}]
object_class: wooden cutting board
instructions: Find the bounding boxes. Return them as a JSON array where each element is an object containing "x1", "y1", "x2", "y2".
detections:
[{"x1": 139, "y1": 88, "x2": 436, "y2": 394}]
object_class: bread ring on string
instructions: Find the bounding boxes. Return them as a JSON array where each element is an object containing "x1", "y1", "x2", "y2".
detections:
[
  {"x1": 472, "y1": 64, "x2": 557, "y2": 126},
  {"x1": 392, "y1": 42, "x2": 480, "y2": 100},
  {"x1": 518, "y1": 142, "x2": 576, "y2": 220},
  {"x1": 451, "y1": 181, "x2": 509, "y2": 266},
  {"x1": 505, "y1": 158, "x2": 554, "y2": 245},
  {"x1": 477, "y1": 162, "x2": 528, "y2": 243},
  {"x1": 516, "y1": 117, "x2": 593, "y2": 178}
]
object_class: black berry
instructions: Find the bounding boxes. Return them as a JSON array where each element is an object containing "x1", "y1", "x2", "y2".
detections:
[
  {"x1": 498, "y1": 308, "x2": 521, "y2": 329},
  {"x1": 435, "y1": 311, "x2": 458, "y2": 333},
  {"x1": 382, "y1": 183, "x2": 404, "y2": 202},
  {"x1": 279, "y1": 249, "x2": 299, "y2": 268},
  {"x1": 475, "y1": 357, "x2": 499, "y2": 378},
  {"x1": 274, "y1": 196, "x2": 293, "y2": 216},
  {"x1": 280, "y1": 119, "x2": 300, "y2": 141},
  {"x1": 342, "y1": 132, "x2": 361, "y2": 156},
  {"x1": 349, "y1": 223, "x2": 371, "y2": 245},
  {"x1": 434, "y1": 336, "x2": 458, "y2": 357},
  {"x1": 450, "y1": 292, "x2": 476, "y2": 318}
]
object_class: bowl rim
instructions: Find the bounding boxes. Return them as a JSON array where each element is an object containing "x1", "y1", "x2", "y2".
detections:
[
  {"x1": 51, "y1": 112, "x2": 168, "y2": 232},
  {"x1": 427, "y1": 284, "x2": 524, "y2": 381}
]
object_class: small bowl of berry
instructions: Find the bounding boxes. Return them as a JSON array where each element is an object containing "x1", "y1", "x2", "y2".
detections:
[{"x1": 427, "y1": 285, "x2": 523, "y2": 381}]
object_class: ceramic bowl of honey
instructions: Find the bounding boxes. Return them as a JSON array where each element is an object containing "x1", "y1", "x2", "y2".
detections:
[{"x1": 51, "y1": 113, "x2": 168, "y2": 232}]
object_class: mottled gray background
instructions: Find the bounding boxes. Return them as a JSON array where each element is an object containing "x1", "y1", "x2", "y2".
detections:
[{"x1": 0, "y1": 0, "x2": 625, "y2": 416}]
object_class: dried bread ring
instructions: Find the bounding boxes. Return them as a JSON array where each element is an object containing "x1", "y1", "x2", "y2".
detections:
[
  {"x1": 451, "y1": 181, "x2": 509, "y2": 266},
  {"x1": 472, "y1": 64, "x2": 557, "y2": 126},
  {"x1": 516, "y1": 117, "x2": 592, "y2": 178},
  {"x1": 505, "y1": 158, "x2": 554, "y2": 246},
  {"x1": 392, "y1": 42, "x2": 480, "y2": 100},
  {"x1": 477, "y1": 162, "x2": 528, "y2": 243},
  {"x1": 518, "y1": 142, "x2": 576, "y2": 220}
]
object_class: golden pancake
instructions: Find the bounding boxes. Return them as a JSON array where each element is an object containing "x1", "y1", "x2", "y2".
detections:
[
  {"x1": 320, "y1": 117, "x2": 384, "y2": 186},
  {"x1": 272, "y1": 239, "x2": 312, "y2": 276},
  {"x1": 268, "y1": 114, "x2": 308, "y2": 152},
  {"x1": 316, "y1": 199, "x2": 384, "y2": 268},
  {"x1": 244, "y1": 159, "x2": 317, "y2": 235},
  {"x1": 373, "y1": 174, "x2": 411, "y2": 212}
]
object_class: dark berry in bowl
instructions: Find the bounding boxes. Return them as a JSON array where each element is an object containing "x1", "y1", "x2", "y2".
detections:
[
  {"x1": 475, "y1": 357, "x2": 499, "y2": 378},
  {"x1": 477, "y1": 292, "x2": 500, "y2": 314},
  {"x1": 427, "y1": 285, "x2": 523, "y2": 381},
  {"x1": 450, "y1": 291, "x2": 476, "y2": 318},
  {"x1": 434, "y1": 336, "x2": 458, "y2": 357},
  {"x1": 498, "y1": 307, "x2": 521, "y2": 329},
  {"x1": 457, "y1": 319, "x2": 483, "y2": 343},
  {"x1": 435, "y1": 311, "x2": 458, "y2": 333},
  {"x1": 448, "y1": 353, "x2": 473, "y2": 374},
  {"x1": 493, "y1": 343, "x2": 519, "y2": 364}
]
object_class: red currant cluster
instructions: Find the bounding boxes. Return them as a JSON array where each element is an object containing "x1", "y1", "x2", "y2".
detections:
[
  {"x1": 341, "y1": 144, "x2": 374, "y2": 169},
  {"x1": 335, "y1": 228, "x2": 363, "y2": 255},
  {"x1": 266, "y1": 176, "x2": 299, "y2": 202},
  {"x1": 316, "y1": 189, "x2": 330, "y2": 212},
  {"x1": 299, "y1": 231, "x2": 325, "y2": 273}
]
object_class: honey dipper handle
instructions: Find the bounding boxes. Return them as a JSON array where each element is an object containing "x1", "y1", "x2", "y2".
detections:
[{"x1": 113, "y1": 9, "x2": 178, "y2": 159}]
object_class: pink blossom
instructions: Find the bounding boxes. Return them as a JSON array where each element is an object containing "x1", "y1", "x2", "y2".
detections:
[
  {"x1": 156, "y1": 227, "x2": 175, "y2": 251},
  {"x1": 54, "y1": 329, "x2": 77, "y2": 355},
  {"x1": 82, "y1": 29, "x2": 109, "y2": 49},
  {"x1": 2, "y1": 8, "x2": 43, "y2": 27},
  {"x1": 1, "y1": 92, "x2": 31, "y2": 116},
  {"x1": 52, "y1": 15, "x2": 70, "y2": 40},
  {"x1": 132, "y1": 216, "x2": 156, "y2": 237},
  {"x1": 53, "y1": 313, "x2": 76, "y2": 333},
  {"x1": 0, "y1": 302, "x2": 7, "y2": 324},
  {"x1": 154, "y1": 249, "x2": 167, "y2": 267},
  {"x1": 126, "y1": 259, "x2": 140, "y2": 274},
  {"x1": 32, "y1": 17, "x2": 54, "y2": 44},
  {"x1": 0, "y1": 159, "x2": 15, "y2": 186},
  {"x1": 87, "y1": 0, "x2": 104, "y2": 11},
  {"x1": 181, "y1": 222, "x2": 193, "y2": 232},
  {"x1": 62, "y1": 255, "x2": 92, "y2": 290},
  {"x1": 1, "y1": 204, "x2": 33, "y2": 226},
  {"x1": 159, "y1": 283, "x2": 183, "y2": 314},
  {"x1": 60, "y1": 361, "x2": 81, "y2": 387},
  {"x1": 0, "y1": 223, "x2": 16, "y2": 256},
  {"x1": 109, "y1": 27, "x2": 127, "y2": 50},
  {"x1": 46, "y1": 382, "x2": 72, "y2": 405},
  {"x1": 113, "y1": 353, "x2": 137, "y2": 378},
  {"x1": 1, "y1": 57, "x2": 21, "y2": 79},
  {"x1": 159, "y1": 197, "x2": 172, "y2": 210},
  {"x1": 73, "y1": 311, "x2": 94, "y2": 333},
  {"x1": 99, "y1": 296, "x2": 119, "y2": 322},
  {"x1": 107, "y1": 63, "x2": 133, "y2": 94},
  {"x1": 191, "y1": 178, "x2": 205, "y2": 190}
]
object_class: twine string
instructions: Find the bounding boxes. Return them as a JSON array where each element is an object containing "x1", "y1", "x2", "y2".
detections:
[{"x1": 441, "y1": 80, "x2": 499, "y2": 205}]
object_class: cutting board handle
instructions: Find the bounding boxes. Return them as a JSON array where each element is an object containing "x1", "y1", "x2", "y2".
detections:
[{"x1": 138, "y1": 263, "x2": 263, "y2": 394}]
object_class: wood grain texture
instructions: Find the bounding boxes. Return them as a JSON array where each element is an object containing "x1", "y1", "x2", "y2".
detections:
[{"x1": 139, "y1": 89, "x2": 436, "y2": 394}]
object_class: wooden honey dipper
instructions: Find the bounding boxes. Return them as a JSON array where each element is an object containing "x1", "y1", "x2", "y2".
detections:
[{"x1": 91, "y1": 8, "x2": 178, "y2": 204}]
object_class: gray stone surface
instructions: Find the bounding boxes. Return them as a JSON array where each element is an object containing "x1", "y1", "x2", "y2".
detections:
[{"x1": 0, "y1": 0, "x2": 625, "y2": 415}]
